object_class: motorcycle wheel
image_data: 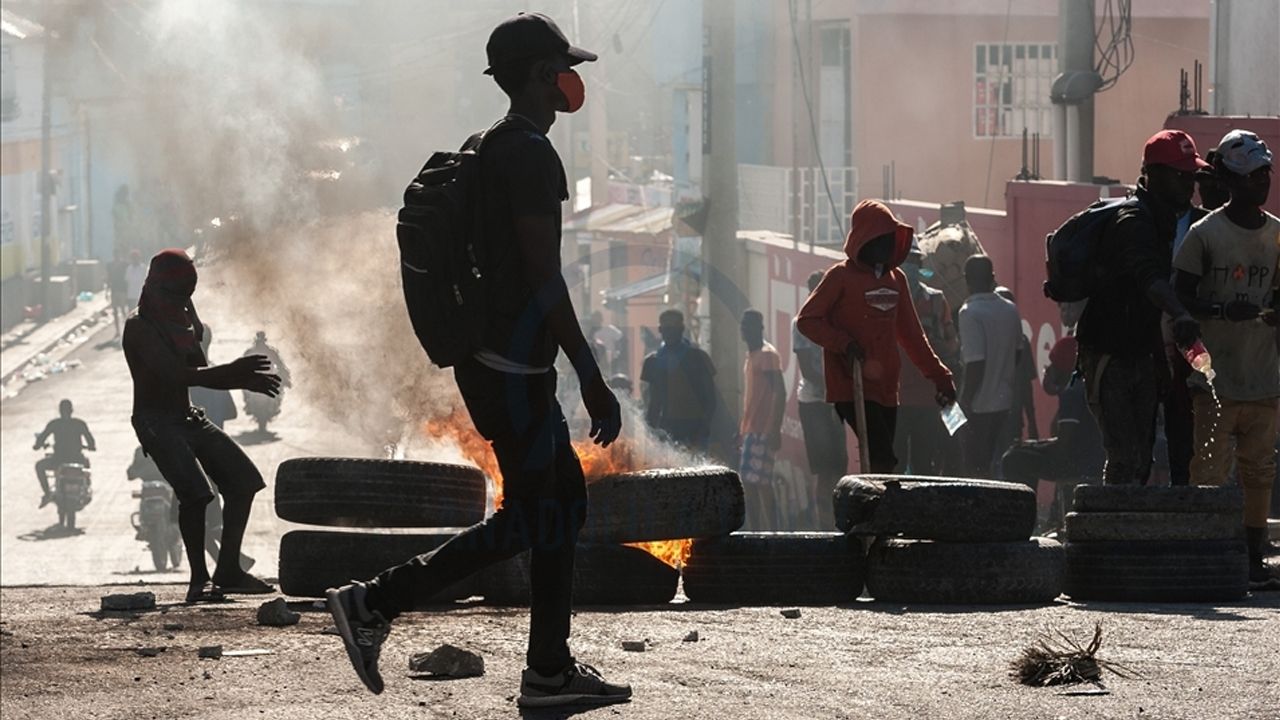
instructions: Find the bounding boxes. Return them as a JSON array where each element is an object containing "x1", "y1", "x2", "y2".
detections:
[
  {"x1": 151, "y1": 543, "x2": 168, "y2": 572},
  {"x1": 169, "y1": 529, "x2": 183, "y2": 569}
]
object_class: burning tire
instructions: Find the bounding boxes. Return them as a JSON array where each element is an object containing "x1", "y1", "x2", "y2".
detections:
[
  {"x1": 580, "y1": 466, "x2": 744, "y2": 544},
  {"x1": 682, "y1": 532, "x2": 866, "y2": 605},
  {"x1": 834, "y1": 476, "x2": 1035, "y2": 542},
  {"x1": 274, "y1": 457, "x2": 486, "y2": 528},
  {"x1": 866, "y1": 537, "x2": 1063, "y2": 605},
  {"x1": 1071, "y1": 485, "x2": 1243, "y2": 515},
  {"x1": 1065, "y1": 511, "x2": 1243, "y2": 542},
  {"x1": 479, "y1": 544, "x2": 679, "y2": 606},
  {"x1": 278, "y1": 530, "x2": 477, "y2": 604},
  {"x1": 1064, "y1": 540, "x2": 1248, "y2": 602}
]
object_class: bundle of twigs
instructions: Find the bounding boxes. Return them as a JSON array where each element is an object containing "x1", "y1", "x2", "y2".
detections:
[{"x1": 1011, "y1": 622, "x2": 1134, "y2": 687}]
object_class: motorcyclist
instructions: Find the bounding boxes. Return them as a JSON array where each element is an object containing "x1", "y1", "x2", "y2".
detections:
[
  {"x1": 242, "y1": 331, "x2": 291, "y2": 432},
  {"x1": 33, "y1": 399, "x2": 96, "y2": 508}
]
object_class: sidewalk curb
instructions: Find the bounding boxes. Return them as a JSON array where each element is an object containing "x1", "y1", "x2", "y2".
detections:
[{"x1": 0, "y1": 304, "x2": 113, "y2": 388}]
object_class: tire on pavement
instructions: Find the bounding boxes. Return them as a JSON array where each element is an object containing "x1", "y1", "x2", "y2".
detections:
[
  {"x1": 479, "y1": 544, "x2": 679, "y2": 606},
  {"x1": 1064, "y1": 540, "x2": 1248, "y2": 603},
  {"x1": 580, "y1": 466, "x2": 744, "y2": 544},
  {"x1": 274, "y1": 457, "x2": 486, "y2": 528},
  {"x1": 866, "y1": 537, "x2": 1063, "y2": 605},
  {"x1": 1065, "y1": 511, "x2": 1243, "y2": 542},
  {"x1": 278, "y1": 530, "x2": 477, "y2": 605},
  {"x1": 1071, "y1": 485, "x2": 1243, "y2": 515},
  {"x1": 682, "y1": 532, "x2": 867, "y2": 605},
  {"x1": 834, "y1": 475, "x2": 1036, "y2": 542}
]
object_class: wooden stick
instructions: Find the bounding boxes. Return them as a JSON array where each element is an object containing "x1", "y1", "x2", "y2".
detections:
[{"x1": 850, "y1": 357, "x2": 871, "y2": 472}]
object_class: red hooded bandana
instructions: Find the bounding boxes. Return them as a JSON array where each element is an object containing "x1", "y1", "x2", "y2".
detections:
[{"x1": 138, "y1": 249, "x2": 207, "y2": 367}]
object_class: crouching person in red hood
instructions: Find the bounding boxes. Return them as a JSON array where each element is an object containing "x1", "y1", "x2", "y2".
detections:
[{"x1": 797, "y1": 200, "x2": 957, "y2": 473}]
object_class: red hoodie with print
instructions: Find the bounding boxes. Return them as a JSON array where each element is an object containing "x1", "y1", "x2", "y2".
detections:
[{"x1": 796, "y1": 200, "x2": 953, "y2": 407}]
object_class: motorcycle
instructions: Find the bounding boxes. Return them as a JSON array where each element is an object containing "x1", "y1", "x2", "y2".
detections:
[
  {"x1": 36, "y1": 436, "x2": 93, "y2": 530},
  {"x1": 243, "y1": 391, "x2": 282, "y2": 433},
  {"x1": 128, "y1": 447, "x2": 183, "y2": 572}
]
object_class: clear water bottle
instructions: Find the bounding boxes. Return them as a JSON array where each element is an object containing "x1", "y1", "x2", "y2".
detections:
[
  {"x1": 1181, "y1": 339, "x2": 1216, "y2": 383},
  {"x1": 940, "y1": 402, "x2": 968, "y2": 436}
]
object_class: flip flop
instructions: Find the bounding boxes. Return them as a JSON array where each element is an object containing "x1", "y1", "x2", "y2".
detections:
[
  {"x1": 211, "y1": 574, "x2": 275, "y2": 595},
  {"x1": 185, "y1": 581, "x2": 227, "y2": 604}
]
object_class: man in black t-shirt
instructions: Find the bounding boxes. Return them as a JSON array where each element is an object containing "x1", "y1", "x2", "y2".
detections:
[
  {"x1": 33, "y1": 399, "x2": 96, "y2": 507},
  {"x1": 326, "y1": 13, "x2": 629, "y2": 709},
  {"x1": 641, "y1": 309, "x2": 716, "y2": 451}
]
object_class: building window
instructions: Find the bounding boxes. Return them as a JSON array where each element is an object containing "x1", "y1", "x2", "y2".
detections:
[
  {"x1": 974, "y1": 43, "x2": 1056, "y2": 138},
  {"x1": 1, "y1": 45, "x2": 18, "y2": 122}
]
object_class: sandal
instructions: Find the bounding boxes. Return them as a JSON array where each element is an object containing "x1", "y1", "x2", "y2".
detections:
[{"x1": 185, "y1": 580, "x2": 227, "y2": 604}]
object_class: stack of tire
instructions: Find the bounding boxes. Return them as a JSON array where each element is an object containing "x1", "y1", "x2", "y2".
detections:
[
  {"x1": 1063, "y1": 485, "x2": 1248, "y2": 602},
  {"x1": 833, "y1": 476, "x2": 1064, "y2": 604},
  {"x1": 480, "y1": 466, "x2": 746, "y2": 606},
  {"x1": 275, "y1": 459, "x2": 746, "y2": 607}
]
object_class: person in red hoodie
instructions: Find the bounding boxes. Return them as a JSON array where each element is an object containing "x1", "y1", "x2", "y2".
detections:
[{"x1": 797, "y1": 200, "x2": 957, "y2": 473}]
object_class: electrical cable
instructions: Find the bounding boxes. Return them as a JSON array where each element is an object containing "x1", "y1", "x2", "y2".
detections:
[
  {"x1": 787, "y1": 0, "x2": 845, "y2": 246},
  {"x1": 1093, "y1": 0, "x2": 1134, "y2": 93}
]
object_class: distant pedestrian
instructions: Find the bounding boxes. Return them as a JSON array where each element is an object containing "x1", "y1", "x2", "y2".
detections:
[
  {"x1": 956, "y1": 256, "x2": 1022, "y2": 477},
  {"x1": 1173, "y1": 129, "x2": 1278, "y2": 587},
  {"x1": 794, "y1": 270, "x2": 848, "y2": 527},
  {"x1": 588, "y1": 310, "x2": 624, "y2": 375},
  {"x1": 894, "y1": 242, "x2": 961, "y2": 475},
  {"x1": 797, "y1": 200, "x2": 956, "y2": 474},
  {"x1": 739, "y1": 309, "x2": 787, "y2": 529},
  {"x1": 1076, "y1": 130, "x2": 1203, "y2": 485},
  {"x1": 124, "y1": 249, "x2": 147, "y2": 309},
  {"x1": 108, "y1": 257, "x2": 130, "y2": 338},
  {"x1": 640, "y1": 309, "x2": 716, "y2": 451}
]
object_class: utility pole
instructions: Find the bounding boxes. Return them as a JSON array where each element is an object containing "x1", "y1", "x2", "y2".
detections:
[
  {"x1": 1052, "y1": 0, "x2": 1096, "y2": 182},
  {"x1": 38, "y1": 20, "x2": 54, "y2": 322},
  {"x1": 702, "y1": 0, "x2": 743, "y2": 449}
]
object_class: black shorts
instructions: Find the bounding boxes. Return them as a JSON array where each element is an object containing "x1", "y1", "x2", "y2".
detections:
[{"x1": 131, "y1": 407, "x2": 264, "y2": 505}]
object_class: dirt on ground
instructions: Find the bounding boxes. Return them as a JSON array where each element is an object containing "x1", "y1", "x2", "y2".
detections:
[{"x1": 1, "y1": 584, "x2": 1277, "y2": 720}]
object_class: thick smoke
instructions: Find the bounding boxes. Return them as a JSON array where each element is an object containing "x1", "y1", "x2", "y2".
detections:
[{"x1": 127, "y1": 1, "x2": 711, "y2": 474}]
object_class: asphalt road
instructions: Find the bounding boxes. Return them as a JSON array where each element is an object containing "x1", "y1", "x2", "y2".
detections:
[{"x1": 0, "y1": 286, "x2": 369, "y2": 587}]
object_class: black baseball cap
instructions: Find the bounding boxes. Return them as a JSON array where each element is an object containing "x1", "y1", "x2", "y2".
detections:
[{"x1": 483, "y1": 12, "x2": 597, "y2": 75}]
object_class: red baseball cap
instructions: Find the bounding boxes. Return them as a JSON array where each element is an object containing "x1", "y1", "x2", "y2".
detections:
[{"x1": 1142, "y1": 129, "x2": 1210, "y2": 172}]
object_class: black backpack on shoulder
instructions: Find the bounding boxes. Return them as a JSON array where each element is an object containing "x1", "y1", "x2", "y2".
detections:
[
  {"x1": 395, "y1": 119, "x2": 520, "y2": 368},
  {"x1": 1042, "y1": 194, "x2": 1144, "y2": 302}
]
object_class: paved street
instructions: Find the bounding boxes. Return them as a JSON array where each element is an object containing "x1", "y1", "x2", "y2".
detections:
[{"x1": 0, "y1": 267, "x2": 372, "y2": 587}]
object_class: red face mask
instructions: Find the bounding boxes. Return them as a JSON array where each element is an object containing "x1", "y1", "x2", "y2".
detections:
[{"x1": 556, "y1": 70, "x2": 585, "y2": 113}]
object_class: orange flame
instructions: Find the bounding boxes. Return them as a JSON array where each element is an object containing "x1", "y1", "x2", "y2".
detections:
[{"x1": 420, "y1": 412, "x2": 694, "y2": 568}]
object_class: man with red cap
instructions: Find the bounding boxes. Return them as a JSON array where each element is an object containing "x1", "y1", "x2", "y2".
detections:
[
  {"x1": 797, "y1": 200, "x2": 957, "y2": 473},
  {"x1": 1075, "y1": 129, "x2": 1204, "y2": 485},
  {"x1": 122, "y1": 249, "x2": 281, "y2": 603}
]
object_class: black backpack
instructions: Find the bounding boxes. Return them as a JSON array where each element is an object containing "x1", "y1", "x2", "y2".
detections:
[
  {"x1": 395, "y1": 120, "x2": 520, "y2": 368},
  {"x1": 1042, "y1": 195, "x2": 1144, "y2": 302}
]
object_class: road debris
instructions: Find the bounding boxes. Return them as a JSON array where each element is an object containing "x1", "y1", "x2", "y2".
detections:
[
  {"x1": 100, "y1": 592, "x2": 156, "y2": 611},
  {"x1": 256, "y1": 598, "x2": 300, "y2": 627},
  {"x1": 683, "y1": 631, "x2": 700, "y2": 642},
  {"x1": 223, "y1": 649, "x2": 273, "y2": 658},
  {"x1": 1011, "y1": 622, "x2": 1134, "y2": 687},
  {"x1": 163, "y1": 623, "x2": 184, "y2": 632},
  {"x1": 135, "y1": 647, "x2": 166, "y2": 658},
  {"x1": 780, "y1": 608, "x2": 802, "y2": 619},
  {"x1": 408, "y1": 644, "x2": 485, "y2": 678},
  {"x1": 621, "y1": 640, "x2": 647, "y2": 652},
  {"x1": 198, "y1": 646, "x2": 223, "y2": 659}
]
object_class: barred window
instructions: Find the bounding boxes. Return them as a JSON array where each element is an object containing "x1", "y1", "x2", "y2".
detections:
[{"x1": 974, "y1": 43, "x2": 1057, "y2": 138}]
